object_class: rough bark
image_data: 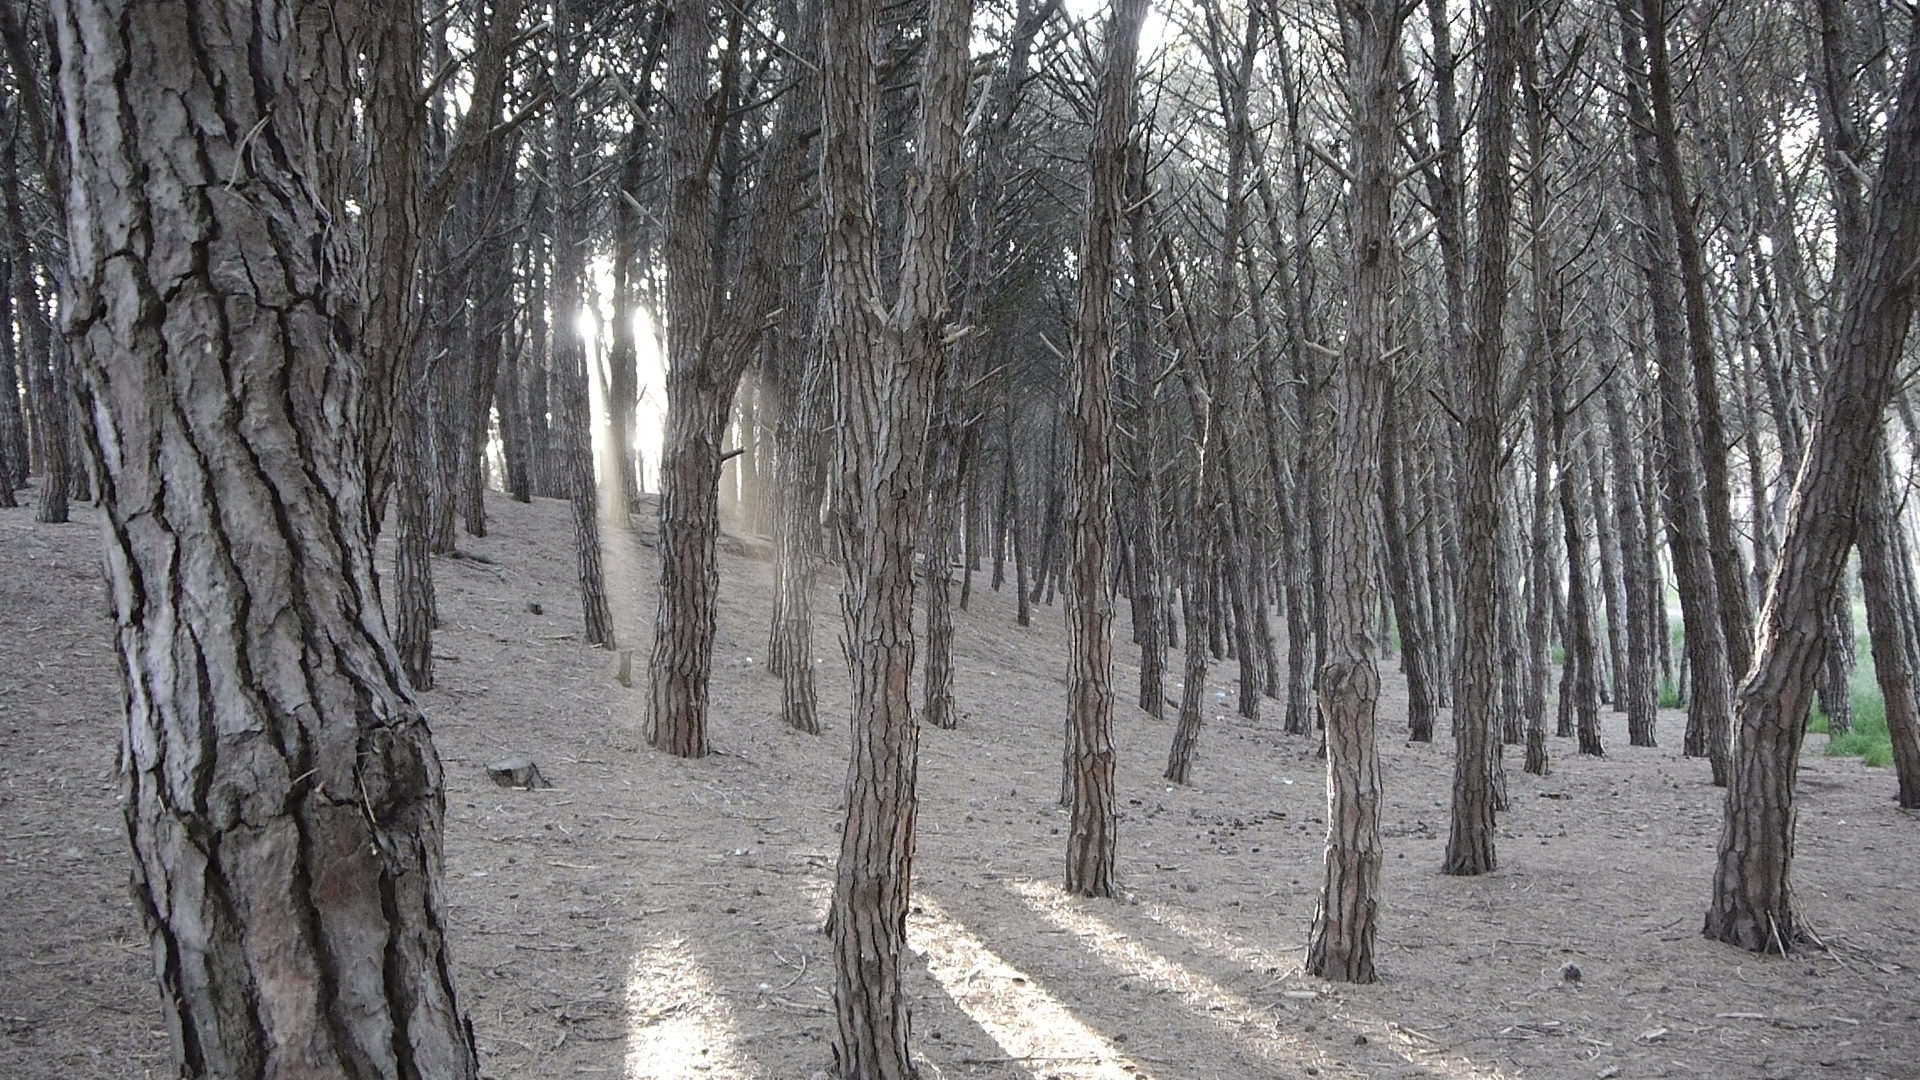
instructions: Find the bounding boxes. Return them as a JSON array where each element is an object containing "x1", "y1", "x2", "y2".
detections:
[
  {"x1": 1380, "y1": 397, "x2": 1434, "y2": 742},
  {"x1": 1306, "y1": 0, "x2": 1402, "y2": 983},
  {"x1": 1123, "y1": 147, "x2": 1167, "y2": 720},
  {"x1": 1063, "y1": 0, "x2": 1145, "y2": 900},
  {"x1": 1641, "y1": 0, "x2": 1753, "y2": 682},
  {"x1": 1603, "y1": 357, "x2": 1660, "y2": 745},
  {"x1": 1706, "y1": 19, "x2": 1920, "y2": 952},
  {"x1": 1620, "y1": 0, "x2": 1731, "y2": 783},
  {"x1": 549, "y1": 0, "x2": 614, "y2": 652},
  {"x1": 0, "y1": 251, "x2": 19, "y2": 505},
  {"x1": 53, "y1": 1, "x2": 478, "y2": 1073},
  {"x1": 1558, "y1": 416, "x2": 1603, "y2": 759},
  {"x1": 1445, "y1": 0, "x2": 1519, "y2": 876},
  {"x1": 824, "y1": 0, "x2": 972, "y2": 1070},
  {"x1": 1, "y1": 130, "x2": 68, "y2": 524},
  {"x1": 648, "y1": 0, "x2": 816, "y2": 756},
  {"x1": 1164, "y1": 530, "x2": 1211, "y2": 785}
]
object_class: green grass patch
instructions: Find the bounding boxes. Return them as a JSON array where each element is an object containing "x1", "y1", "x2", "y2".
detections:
[
  {"x1": 1658, "y1": 679, "x2": 1685, "y2": 709},
  {"x1": 1813, "y1": 646, "x2": 1894, "y2": 767}
]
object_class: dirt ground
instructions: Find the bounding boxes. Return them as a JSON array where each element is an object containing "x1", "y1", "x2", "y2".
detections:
[{"x1": 3, "y1": 487, "x2": 1917, "y2": 1080}]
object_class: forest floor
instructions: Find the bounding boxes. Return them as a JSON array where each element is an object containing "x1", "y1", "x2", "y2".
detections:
[{"x1": 3, "y1": 487, "x2": 1917, "y2": 1080}]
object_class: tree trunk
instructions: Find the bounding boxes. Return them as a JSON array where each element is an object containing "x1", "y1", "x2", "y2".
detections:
[
  {"x1": 1306, "y1": 0, "x2": 1402, "y2": 984},
  {"x1": 1063, "y1": 0, "x2": 1145, "y2": 900},
  {"x1": 54, "y1": 2, "x2": 478, "y2": 1073},
  {"x1": 770, "y1": 358, "x2": 825, "y2": 735},
  {"x1": 823, "y1": 0, "x2": 971, "y2": 1069},
  {"x1": 1707, "y1": 20, "x2": 1920, "y2": 952},
  {"x1": 1444, "y1": 0, "x2": 1518, "y2": 875},
  {"x1": 648, "y1": 0, "x2": 816, "y2": 756},
  {"x1": 923, "y1": 426, "x2": 962, "y2": 732},
  {"x1": 1641, "y1": 0, "x2": 1753, "y2": 683},
  {"x1": 1164, "y1": 527, "x2": 1211, "y2": 785},
  {"x1": 0, "y1": 252, "x2": 19, "y2": 506},
  {"x1": 1, "y1": 135, "x2": 67, "y2": 524},
  {"x1": 1382, "y1": 397, "x2": 1434, "y2": 742},
  {"x1": 1124, "y1": 148, "x2": 1167, "y2": 719},
  {"x1": 1600, "y1": 304, "x2": 1660, "y2": 744},
  {"x1": 550, "y1": 0, "x2": 614, "y2": 651},
  {"x1": 1857, "y1": 434, "x2": 1920, "y2": 808},
  {"x1": 1620, "y1": 0, "x2": 1731, "y2": 782},
  {"x1": 1558, "y1": 415, "x2": 1603, "y2": 759}
]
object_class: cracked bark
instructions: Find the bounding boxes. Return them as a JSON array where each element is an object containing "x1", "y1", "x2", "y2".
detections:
[{"x1": 53, "y1": 1, "x2": 476, "y2": 1073}]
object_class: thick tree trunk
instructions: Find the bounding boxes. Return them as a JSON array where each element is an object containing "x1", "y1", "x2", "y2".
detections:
[
  {"x1": 1707, "y1": 22, "x2": 1920, "y2": 952},
  {"x1": 770, "y1": 367, "x2": 824, "y2": 736},
  {"x1": 54, "y1": 2, "x2": 477, "y2": 1073},
  {"x1": 647, "y1": 393, "x2": 728, "y2": 756}
]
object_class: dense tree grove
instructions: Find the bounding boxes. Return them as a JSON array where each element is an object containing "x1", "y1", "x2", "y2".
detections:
[{"x1": 7, "y1": 0, "x2": 1920, "y2": 1072}]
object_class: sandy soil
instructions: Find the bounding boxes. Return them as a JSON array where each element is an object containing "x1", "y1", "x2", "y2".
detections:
[{"x1": 2, "y1": 487, "x2": 1917, "y2": 1080}]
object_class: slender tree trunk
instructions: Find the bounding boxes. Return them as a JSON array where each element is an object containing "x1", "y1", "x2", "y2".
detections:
[
  {"x1": 1858, "y1": 434, "x2": 1920, "y2": 808},
  {"x1": 1445, "y1": 0, "x2": 1518, "y2": 876},
  {"x1": 924, "y1": 427, "x2": 962, "y2": 731},
  {"x1": 1, "y1": 138, "x2": 67, "y2": 524},
  {"x1": 1382, "y1": 397, "x2": 1434, "y2": 742},
  {"x1": 1641, "y1": 0, "x2": 1753, "y2": 682},
  {"x1": 1165, "y1": 525, "x2": 1211, "y2": 785},
  {"x1": 1707, "y1": 21, "x2": 1920, "y2": 952},
  {"x1": 1558, "y1": 410, "x2": 1603, "y2": 759},
  {"x1": 1063, "y1": 0, "x2": 1144, "y2": 899},
  {"x1": 1600, "y1": 298, "x2": 1659, "y2": 743},
  {"x1": 648, "y1": 0, "x2": 815, "y2": 756},
  {"x1": 1306, "y1": 0, "x2": 1403, "y2": 983},
  {"x1": 1124, "y1": 150, "x2": 1166, "y2": 719},
  {"x1": 1621, "y1": 0, "x2": 1731, "y2": 782},
  {"x1": 0, "y1": 254, "x2": 19, "y2": 506},
  {"x1": 823, "y1": 0, "x2": 971, "y2": 1069},
  {"x1": 550, "y1": 0, "x2": 614, "y2": 651}
]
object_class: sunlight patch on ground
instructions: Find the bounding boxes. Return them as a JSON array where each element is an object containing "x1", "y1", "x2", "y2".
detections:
[
  {"x1": 625, "y1": 937, "x2": 752, "y2": 1079},
  {"x1": 1135, "y1": 896, "x2": 1302, "y2": 976},
  {"x1": 909, "y1": 894, "x2": 1149, "y2": 1080},
  {"x1": 1127, "y1": 894, "x2": 1518, "y2": 1078},
  {"x1": 1007, "y1": 879, "x2": 1512, "y2": 1079}
]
